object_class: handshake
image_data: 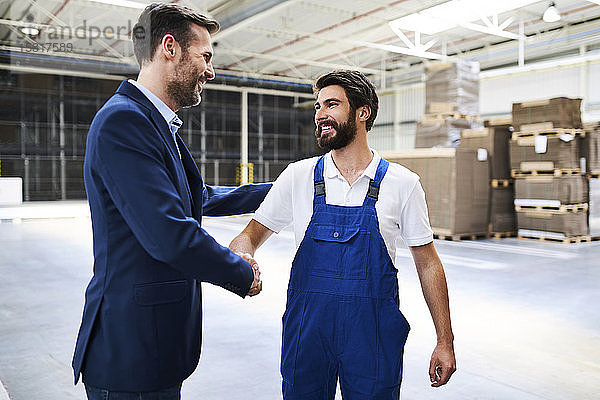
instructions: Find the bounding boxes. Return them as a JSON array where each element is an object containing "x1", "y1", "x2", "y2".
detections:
[{"x1": 236, "y1": 252, "x2": 262, "y2": 297}]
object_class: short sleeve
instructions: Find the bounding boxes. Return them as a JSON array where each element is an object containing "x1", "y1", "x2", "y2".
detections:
[
  {"x1": 400, "y1": 180, "x2": 434, "y2": 247},
  {"x1": 253, "y1": 164, "x2": 294, "y2": 233}
]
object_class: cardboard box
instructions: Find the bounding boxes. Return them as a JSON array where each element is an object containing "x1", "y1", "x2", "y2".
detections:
[
  {"x1": 509, "y1": 135, "x2": 581, "y2": 171},
  {"x1": 514, "y1": 176, "x2": 588, "y2": 205},
  {"x1": 582, "y1": 122, "x2": 600, "y2": 173},
  {"x1": 416, "y1": 117, "x2": 482, "y2": 148},
  {"x1": 512, "y1": 97, "x2": 582, "y2": 131},
  {"x1": 590, "y1": 178, "x2": 600, "y2": 236},
  {"x1": 484, "y1": 119, "x2": 512, "y2": 127},
  {"x1": 425, "y1": 61, "x2": 480, "y2": 115},
  {"x1": 382, "y1": 148, "x2": 489, "y2": 235},
  {"x1": 460, "y1": 126, "x2": 512, "y2": 180},
  {"x1": 489, "y1": 186, "x2": 515, "y2": 233},
  {"x1": 517, "y1": 211, "x2": 588, "y2": 237}
]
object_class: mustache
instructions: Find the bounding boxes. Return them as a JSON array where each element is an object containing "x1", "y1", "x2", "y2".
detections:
[{"x1": 316, "y1": 119, "x2": 339, "y2": 136}]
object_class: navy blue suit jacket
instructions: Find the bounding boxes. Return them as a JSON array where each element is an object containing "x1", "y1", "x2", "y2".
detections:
[{"x1": 72, "y1": 81, "x2": 271, "y2": 391}]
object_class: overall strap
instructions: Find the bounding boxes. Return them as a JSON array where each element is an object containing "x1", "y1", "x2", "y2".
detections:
[
  {"x1": 313, "y1": 155, "x2": 326, "y2": 206},
  {"x1": 363, "y1": 158, "x2": 389, "y2": 207}
]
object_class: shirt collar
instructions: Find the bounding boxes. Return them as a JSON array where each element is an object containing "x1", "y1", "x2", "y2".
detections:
[
  {"x1": 324, "y1": 149, "x2": 380, "y2": 181},
  {"x1": 128, "y1": 79, "x2": 181, "y2": 131}
]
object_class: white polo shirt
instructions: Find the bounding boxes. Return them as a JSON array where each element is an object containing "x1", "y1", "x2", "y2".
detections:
[{"x1": 253, "y1": 150, "x2": 434, "y2": 264}]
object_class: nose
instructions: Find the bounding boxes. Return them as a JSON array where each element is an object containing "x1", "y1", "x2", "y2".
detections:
[
  {"x1": 205, "y1": 61, "x2": 215, "y2": 80},
  {"x1": 315, "y1": 107, "x2": 327, "y2": 124}
]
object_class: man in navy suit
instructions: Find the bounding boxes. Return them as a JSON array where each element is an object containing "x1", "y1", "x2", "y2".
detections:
[{"x1": 72, "y1": 3, "x2": 271, "y2": 398}]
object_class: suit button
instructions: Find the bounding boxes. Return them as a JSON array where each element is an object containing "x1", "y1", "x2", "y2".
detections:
[{"x1": 333, "y1": 232, "x2": 339, "y2": 238}]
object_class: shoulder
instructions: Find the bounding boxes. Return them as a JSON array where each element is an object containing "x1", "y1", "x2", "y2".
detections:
[
  {"x1": 90, "y1": 95, "x2": 153, "y2": 139},
  {"x1": 88, "y1": 95, "x2": 161, "y2": 153},
  {"x1": 95, "y1": 94, "x2": 149, "y2": 122},
  {"x1": 279, "y1": 156, "x2": 320, "y2": 180},
  {"x1": 382, "y1": 159, "x2": 420, "y2": 191},
  {"x1": 288, "y1": 156, "x2": 320, "y2": 171}
]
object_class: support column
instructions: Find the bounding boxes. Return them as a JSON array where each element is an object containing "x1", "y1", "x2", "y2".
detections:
[
  {"x1": 518, "y1": 21, "x2": 525, "y2": 67},
  {"x1": 200, "y1": 106, "x2": 207, "y2": 178},
  {"x1": 241, "y1": 89, "x2": 249, "y2": 184},
  {"x1": 380, "y1": 55, "x2": 387, "y2": 90},
  {"x1": 258, "y1": 94, "x2": 264, "y2": 183},
  {"x1": 24, "y1": 157, "x2": 30, "y2": 202},
  {"x1": 394, "y1": 91, "x2": 401, "y2": 150},
  {"x1": 579, "y1": 45, "x2": 588, "y2": 114},
  {"x1": 214, "y1": 160, "x2": 219, "y2": 186},
  {"x1": 59, "y1": 76, "x2": 66, "y2": 200}
]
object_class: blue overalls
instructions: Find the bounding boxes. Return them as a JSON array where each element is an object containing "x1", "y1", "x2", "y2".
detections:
[{"x1": 281, "y1": 156, "x2": 410, "y2": 400}]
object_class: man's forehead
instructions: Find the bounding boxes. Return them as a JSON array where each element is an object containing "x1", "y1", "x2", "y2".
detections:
[
  {"x1": 189, "y1": 24, "x2": 213, "y2": 49},
  {"x1": 316, "y1": 85, "x2": 347, "y2": 102}
]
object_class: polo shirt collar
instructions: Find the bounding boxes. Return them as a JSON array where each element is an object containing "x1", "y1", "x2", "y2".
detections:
[{"x1": 324, "y1": 149, "x2": 380, "y2": 181}]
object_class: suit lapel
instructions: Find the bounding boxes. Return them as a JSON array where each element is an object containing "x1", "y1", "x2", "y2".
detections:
[
  {"x1": 178, "y1": 136, "x2": 204, "y2": 221},
  {"x1": 115, "y1": 81, "x2": 181, "y2": 162},
  {"x1": 116, "y1": 81, "x2": 196, "y2": 216}
]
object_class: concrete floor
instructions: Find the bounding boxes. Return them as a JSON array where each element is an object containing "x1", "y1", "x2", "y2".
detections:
[{"x1": 0, "y1": 203, "x2": 599, "y2": 399}]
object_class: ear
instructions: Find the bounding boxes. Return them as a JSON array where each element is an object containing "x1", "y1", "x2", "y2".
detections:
[
  {"x1": 358, "y1": 106, "x2": 371, "y2": 121},
  {"x1": 161, "y1": 34, "x2": 177, "y2": 59}
]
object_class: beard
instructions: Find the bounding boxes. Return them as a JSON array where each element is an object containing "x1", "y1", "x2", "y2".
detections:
[
  {"x1": 315, "y1": 111, "x2": 357, "y2": 151},
  {"x1": 166, "y1": 51, "x2": 202, "y2": 109}
]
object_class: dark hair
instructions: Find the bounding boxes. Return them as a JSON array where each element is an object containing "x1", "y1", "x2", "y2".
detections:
[
  {"x1": 313, "y1": 70, "x2": 379, "y2": 131},
  {"x1": 132, "y1": 3, "x2": 219, "y2": 66}
]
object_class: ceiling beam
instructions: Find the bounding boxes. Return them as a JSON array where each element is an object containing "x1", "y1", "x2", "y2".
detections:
[
  {"x1": 212, "y1": 0, "x2": 299, "y2": 41},
  {"x1": 218, "y1": 47, "x2": 382, "y2": 75}
]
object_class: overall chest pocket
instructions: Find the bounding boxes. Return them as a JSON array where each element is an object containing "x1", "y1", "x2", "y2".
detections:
[{"x1": 306, "y1": 223, "x2": 370, "y2": 280}]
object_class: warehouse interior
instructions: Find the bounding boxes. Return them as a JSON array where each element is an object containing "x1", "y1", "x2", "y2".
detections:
[{"x1": 0, "y1": 0, "x2": 599, "y2": 399}]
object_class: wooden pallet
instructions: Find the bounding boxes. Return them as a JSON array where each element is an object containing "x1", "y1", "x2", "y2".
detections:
[
  {"x1": 491, "y1": 179, "x2": 512, "y2": 188},
  {"x1": 422, "y1": 113, "x2": 481, "y2": 122},
  {"x1": 518, "y1": 235, "x2": 600, "y2": 244},
  {"x1": 485, "y1": 117, "x2": 512, "y2": 126},
  {"x1": 511, "y1": 168, "x2": 581, "y2": 178},
  {"x1": 514, "y1": 203, "x2": 588, "y2": 213},
  {"x1": 433, "y1": 232, "x2": 490, "y2": 241},
  {"x1": 490, "y1": 232, "x2": 517, "y2": 239},
  {"x1": 512, "y1": 128, "x2": 585, "y2": 140}
]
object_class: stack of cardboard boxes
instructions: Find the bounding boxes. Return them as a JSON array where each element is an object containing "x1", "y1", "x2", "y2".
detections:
[
  {"x1": 381, "y1": 148, "x2": 489, "y2": 240},
  {"x1": 584, "y1": 122, "x2": 600, "y2": 238},
  {"x1": 509, "y1": 97, "x2": 592, "y2": 242},
  {"x1": 381, "y1": 61, "x2": 490, "y2": 240},
  {"x1": 459, "y1": 123, "x2": 515, "y2": 236},
  {"x1": 416, "y1": 61, "x2": 483, "y2": 148}
]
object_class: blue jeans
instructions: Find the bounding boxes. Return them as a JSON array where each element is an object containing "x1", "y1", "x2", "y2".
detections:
[{"x1": 84, "y1": 383, "x2": 182, "y2": 400}]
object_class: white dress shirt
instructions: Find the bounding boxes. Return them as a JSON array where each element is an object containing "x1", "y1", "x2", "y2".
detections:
[{"x1": 253, "y1": 150, "x2": 434, "y2": 264}]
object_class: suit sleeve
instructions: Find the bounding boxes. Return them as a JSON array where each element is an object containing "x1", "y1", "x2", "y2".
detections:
[
  {"x1": 202, "y1": 183, "x2": 272, "y2": 217},
  {"x1": 91, "y1": 108, "x2": 254, "y2": 297}
]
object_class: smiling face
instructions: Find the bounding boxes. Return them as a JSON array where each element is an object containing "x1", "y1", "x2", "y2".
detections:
[
  {"x1": 166, "y1": 24, "x2": 215, "y2": 109},
  {"x1": 314, "y1": 85, "x2": 358, "y2": 151}
]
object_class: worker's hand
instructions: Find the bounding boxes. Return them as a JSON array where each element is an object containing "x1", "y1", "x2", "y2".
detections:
[
  {"x1": 237, "y1": 252, "x2": 262, "y2": 297},
  {"x1": 429, "y1": 342, "x2": 456, "y2": 387}
]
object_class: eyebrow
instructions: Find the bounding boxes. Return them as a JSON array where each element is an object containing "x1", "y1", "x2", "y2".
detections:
[{"x1": 314, "y1": 97, "x2": 342, "y2": 107}]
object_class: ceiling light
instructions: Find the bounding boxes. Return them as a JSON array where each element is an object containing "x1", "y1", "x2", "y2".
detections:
[
  {"x1": 542, "y1": 2, "x2": 561, "y2": 23},
  {"x1": 20, "y1": 27, "x2": 40, "y2": 36},
  {"x1": 88, "y1": 0, "x2": 147, "y2": 9},
  {"x1": 389, "y1": 0, "x2": 539, "y2": 35}
]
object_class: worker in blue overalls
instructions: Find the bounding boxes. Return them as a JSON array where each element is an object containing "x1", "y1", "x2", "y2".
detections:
[{"x1": 230, "y1": 70, "x2": 456, "y2": 399}]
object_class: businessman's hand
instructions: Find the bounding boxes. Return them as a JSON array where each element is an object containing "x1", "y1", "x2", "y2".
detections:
[{"x1": 237, "y1": 252, "x2": 262, "y2": 297}]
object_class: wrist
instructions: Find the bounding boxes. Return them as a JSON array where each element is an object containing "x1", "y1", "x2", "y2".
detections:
[{"x1": 436, "y1": 336, "x2": 454, "y2": 347}]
